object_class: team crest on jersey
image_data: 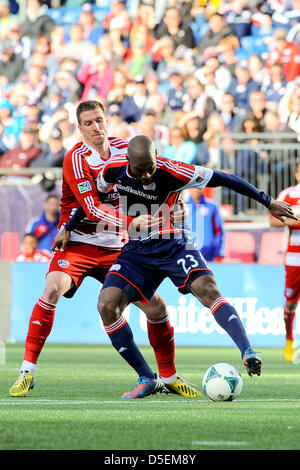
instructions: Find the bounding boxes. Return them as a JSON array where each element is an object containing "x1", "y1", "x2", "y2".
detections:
[
  {"x1": 58, "y1": 259, "x2": 70, "y2": 268},
  {"x1": 143, "y1": 182, "x2": 156, "y2": 191},
  {"x1": 77, "y1": 180, "x2": 92, "y2": 194},
  {"x1": 109, "y1": 263, "x2": 121, "y2": 271}
]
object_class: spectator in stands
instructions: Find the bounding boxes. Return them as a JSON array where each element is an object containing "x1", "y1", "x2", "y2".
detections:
[
  {"x1": 20, "y1": 0, "x2": 54, "y2": 39},
  {"x1": 134, "y1": 0, "x2": 157, "y2": 31},
  {"x1": 0, "y1": 0, "x2": 15, "y2": 40},
  {"x1": 119, "y1": 74, "x2": 149, "y2": 123},
  {"x1": 185, "y1": 188, "x2": 225, "y2": 262},
  {"x1": 192, "y1": 113, "x2": 231, "y2": 170},
  {"x1": 163, "y1": 126, "x2": 198, "y2": 164},
  {"x1": 264, "y1": 110, "x2": 297, "y2": 141},
  {"x1": 25, "y1": 194, "x2": 60, "y2": 253},
  {"x1": 0, "y1": 38, "x2": 24, "y2": 85},
  {"x1": 19, "y1": 64, "x2": 48, "y2": 103},
  {"x1": 166, "y1": 70, "x2": 187, "y2": 111},
  {"x1": 223, "y1": 0, "x2": 252, "y2": 40},
  {"x1": 155, "y1": 7, "x2": 195, "y2": 50},
  {"x1": 0, "y1": 121, "x2": 17, "y2": 154},
  {"x1": 15, "y1": 233, "x2": 52, "y2": 262},
  {"x1": 197, "y1": 12, "x2": 235, "y2": 59},
  {"x1": 152, "y1": 36, "x2": 178, "y2": 86},
  {"x1": 196, "y1": 56, "x2": 232, "y2": 94},
  {"x1": 49, "y1": 25, "x2": 67, "y2": 61},
  {"x1": 53, "y1": 68, "x2": 82, "y2": 103},
  {"x1": 226, "y1": 62, "x2": 261, "y2": 115},
  {"x1": 97, "y1": 34, "x2": 125, "y2": 69},
  {"x1": 183, "y1": 115, "x2": 206, "y2": 145},
  {"x1": 265, "y1": 28, "x2": 300, "y2": 82},
  {"x1": 39, "y1": 107, "x2": 79, "y2": 150},
  {"x1": 182, "y1": 75, "x2": 216, "y2": 119},
  {"x1": 281, "y1": 87, "x2": 300, "y2": 139},
  {"x1": 125, "y1": 23, "x2": 156, "y2": 64},
  {"x1": 124, "y1": 39, "x2": 154, "y2": 79},
  {"x1": 146, "y1": 91, "x2": 176, "y2": 129},
  {"x1": 133, "y1": 109, "x2": 168, "y2": 155},
  {"x1": 217, "y1": 35, "x2": 239, "y2": 78},
  {"x1": 78, "y1": 2, "x2": 105, "y2": 45},
  {"x1": 77, "y1": 54, "x2": 114, "y2": 101},
  {"x1": 103, "y1": 0, "x2": 132, "y2": 36},
  {"x1": 0, "y1": 126, "x2": 43, "y2": 171},
  {"x1": 217, "y1": 92, "x2": 243, "y2": 132},
  {"x1": 248, "y1": 54, "x2": 265, "y2": 88},
  {"x1": 29, "y1": 128, "x2": 66, "y2": 168},
  {"x1": 0, "y1": 99, "x2": 24, "y2": 145},
  {"x1": 245, "y1": 90, "x2": 268, "y2": 131},
  {"x1": 40, "y1": 84, "x2": 66, "y2": 122},
  {"x1": 263, "y1": 62, "x2": 287, "y2": 106},
  {"x1": 6, "y1": 20, "x2": 32, "y2": 61},
  {"x1": 60, "y1": 24, "x2": 92, "y2": 62}
]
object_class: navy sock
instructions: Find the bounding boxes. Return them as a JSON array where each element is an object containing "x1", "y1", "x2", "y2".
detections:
[
  {"x1": 104, "y1": 316, "x2": 155, "y2": 378},
  {"x1": 210, "y1": 297, "x2": 251, "y2": 357}
]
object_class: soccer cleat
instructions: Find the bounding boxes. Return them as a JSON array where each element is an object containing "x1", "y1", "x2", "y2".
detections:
[
  {"x1": 9, "y1": 370, "x2": 35, "y2": 397},
  {"x1": 242, "y1": 348, "x2": 262, "y2": 377},
  {"x1": 165, "y1": 376, "x2": 202, "y2": 397},
  {"x1": 121, "y1": 374, "x2": 166, "y2": 399},
  {"x1": 284, "y1": 339, "x2": 295, "y2": 362}
]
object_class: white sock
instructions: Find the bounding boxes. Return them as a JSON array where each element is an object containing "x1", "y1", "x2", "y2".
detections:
[
  {"x1": 21, "y1": 360, "x2": 36, "y2": 375},
  {"x1": 161, "y1": 373, "x2": 177, "y2": 385}
]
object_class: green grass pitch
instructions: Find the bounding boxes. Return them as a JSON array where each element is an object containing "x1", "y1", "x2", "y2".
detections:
[{"x1": 1, "y1": 343, "x2": 300, "y2": 450}]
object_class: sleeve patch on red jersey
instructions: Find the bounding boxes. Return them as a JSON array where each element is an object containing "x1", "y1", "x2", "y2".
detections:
[{"x1": 77, "y1": 180, "x2": 92, "y2": 194}]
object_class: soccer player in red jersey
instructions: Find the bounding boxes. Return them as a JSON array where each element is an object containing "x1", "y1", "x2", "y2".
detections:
[
  {"x1": 270, "y1": 161, "x2": 300, "y2": 361},
  {"x1": 10, "y1": 101, "x2": 199, "y2": 399}
]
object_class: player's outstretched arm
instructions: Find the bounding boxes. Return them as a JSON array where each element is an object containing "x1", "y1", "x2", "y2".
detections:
[{"x1": 207, "y1": 170, "x2": 297, "y2": 223}]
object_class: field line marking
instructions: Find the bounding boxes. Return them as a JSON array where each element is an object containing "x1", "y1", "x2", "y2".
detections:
[
  {"x1": 1, "y1": 398, "x2": 300, "y2": 405},
  {"x1": 192, "y1": 441, "x2": 248, "y2": 446}
]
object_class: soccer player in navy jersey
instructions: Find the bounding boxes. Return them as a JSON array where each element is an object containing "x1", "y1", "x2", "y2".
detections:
[{"x1": 59, "y1": 134, "x2": 296, "y2": 399}]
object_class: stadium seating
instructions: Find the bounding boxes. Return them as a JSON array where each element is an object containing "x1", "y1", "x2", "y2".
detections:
[
  {"x1": 224, "y1": 231, "x2": 256, "y2": 262},
  {"x1": 258, "y1": 231, "x2": 286, "y2": 264},
  {"x1": 1, "y1": 232, "x2": 19, "y2": 261}
]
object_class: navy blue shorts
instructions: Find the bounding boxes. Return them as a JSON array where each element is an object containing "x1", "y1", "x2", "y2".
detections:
[{"x1": 102, "y1": 236, "x2": 213, "y2": 303}]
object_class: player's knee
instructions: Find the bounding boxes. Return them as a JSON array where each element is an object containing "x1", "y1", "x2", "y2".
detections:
[
  {"x1": 285, "y1": 301, "x2": 298, "y2": 313},
  {"x1": 191, "y1": 277, "x2": 221, "y2": 308},
  {"x1": 143, "y1": 293, "x2": 167, "y2": 320},
  {"x1": 42, "y1": 283, "x2": 61, "y2": 305},
  {"x1": 98, "y1": 290, "x2": 124, "y2": 325}
]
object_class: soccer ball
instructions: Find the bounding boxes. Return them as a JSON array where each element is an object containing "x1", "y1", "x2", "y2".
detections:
[{"x1": 202, "y1": 363, "x2": 243, "y2": 402}]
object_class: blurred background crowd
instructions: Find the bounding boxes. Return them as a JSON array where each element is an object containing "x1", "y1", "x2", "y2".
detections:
[
  {"x1": 1, "y1": 0, "x2": 300, "y2": 171},
  {"x1": 1, "y1": 0, "x2": 300, "y2": 262}
]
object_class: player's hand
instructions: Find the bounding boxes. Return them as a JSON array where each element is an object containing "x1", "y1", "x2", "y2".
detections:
[
  {"x1": 269, "y1": 198, "x2": 298, "y2": 224},
  {"x1": 52, "y1": 228, "x2": 71, "y2": 252},
  {"x1": 171, "y1": 200, "x2": 189, "y2": 223},
  {"x1": 130, "y1": 214, "x2": 162, "y2": 232}
]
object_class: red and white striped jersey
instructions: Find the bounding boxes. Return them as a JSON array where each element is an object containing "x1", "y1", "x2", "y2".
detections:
[
  {"x1": 277, "y1": 184, "x2": 300, "y2": 266},
  {"x1": 60, "y1": 137, "x2": 131, "y2": 249}
]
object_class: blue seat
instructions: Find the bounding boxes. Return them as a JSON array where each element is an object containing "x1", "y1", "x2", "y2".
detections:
[{"x1": 61, "y1": 6, "x2": 81, "y2": 25}]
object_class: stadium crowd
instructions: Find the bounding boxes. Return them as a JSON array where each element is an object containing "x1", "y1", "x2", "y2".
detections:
[{"x1": 0, "y1": 0, "x2": 300, "y2": 176}]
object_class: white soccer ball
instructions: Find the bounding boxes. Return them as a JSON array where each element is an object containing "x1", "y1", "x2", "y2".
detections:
[{"x1": 202, "y1": 363, "x2": 243, "y2": 402}]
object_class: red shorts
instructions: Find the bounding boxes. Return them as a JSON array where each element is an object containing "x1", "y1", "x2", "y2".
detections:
[
  {"x1": 284, "y1": 265, "x2": 300, "y2": 303},
  {"x1": 47, "y1": 242, "x2": 120, "y2": 298}
]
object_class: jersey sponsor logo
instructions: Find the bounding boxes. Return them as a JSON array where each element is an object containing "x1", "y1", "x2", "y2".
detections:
[
  {"x1": 58, "y1": 259, "x2": 70, "y2": 268},
  {"x1": 77, "y1": 180, "x2": 92, "y2": 194},
  {"x1": 117, "y1": 183, "x2": 158, "y2": 200}
]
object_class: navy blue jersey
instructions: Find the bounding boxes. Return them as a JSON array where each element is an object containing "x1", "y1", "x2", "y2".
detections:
[{"x1": 97, "y1": 155, "x2": 213, "y2": 242}]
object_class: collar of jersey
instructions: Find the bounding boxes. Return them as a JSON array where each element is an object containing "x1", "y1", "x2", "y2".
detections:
[{"x1": 82, "y1": 139, "x2": 111, "y2": 162}]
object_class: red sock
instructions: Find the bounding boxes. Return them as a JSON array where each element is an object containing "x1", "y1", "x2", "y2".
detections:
[
  {"x1": 147, "y1": 314, "x2": 176, "y2": 379},
  {"x1": 284, "y1": 305, "x2": 295, "y2": 341},
  {"x1": 24, "y1": 297, "x2": 56, "y2": 364}
]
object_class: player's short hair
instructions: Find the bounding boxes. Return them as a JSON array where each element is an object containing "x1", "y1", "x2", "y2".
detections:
[{"x1": 76, "y1": 100, "x2": 105, "y2": 124}]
